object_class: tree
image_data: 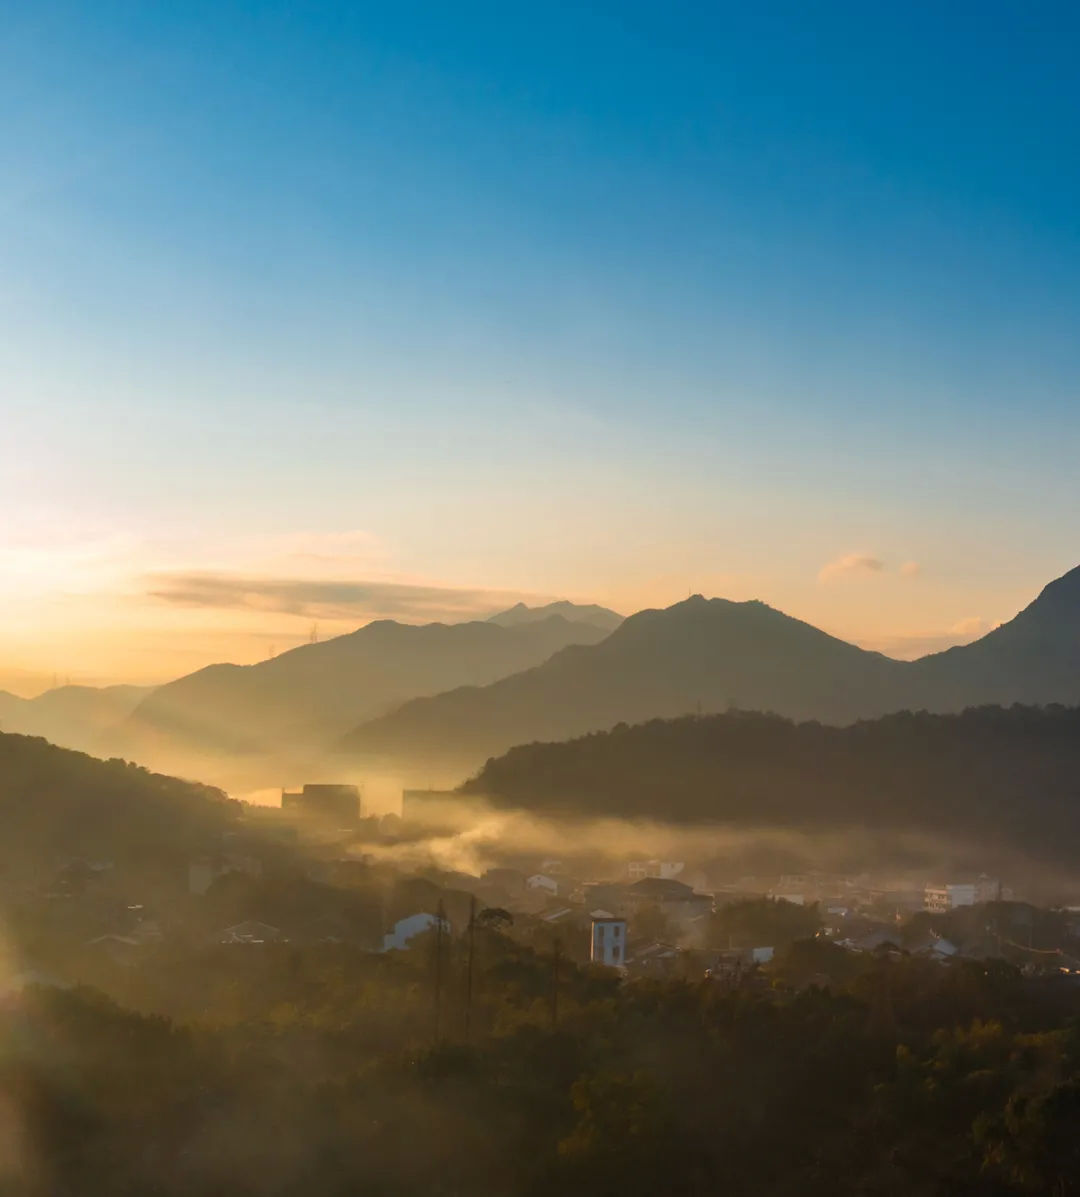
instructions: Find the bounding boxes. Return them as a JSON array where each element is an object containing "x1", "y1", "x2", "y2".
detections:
[
  {"x1": 476, "y1": 907, "x2": 513, "y2": 932},
  {"x1": 710, "y1": 898, "x2": 822, "y2": 950}
]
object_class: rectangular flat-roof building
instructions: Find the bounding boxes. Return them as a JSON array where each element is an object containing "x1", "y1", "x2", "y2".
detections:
[{"x1": 281, "y1": 783, "x2": 361, "y2": 824}]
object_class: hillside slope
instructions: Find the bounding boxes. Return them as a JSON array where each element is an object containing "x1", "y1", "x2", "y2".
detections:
[
  {"x1": 0, "y1": 685, "x2": 154, "y2": 754},
  {"x1": 118, "y1": 613, "x2": 613, "y2": 769},
  {"x1": 909, "y1": 564, "x2": 1080, "y2": 707},
  {"x1": 463, "y1": 705, "x2": 1080, "y2": 864},
  {"x1": 341, "y1": 596, "x2": 912, "y2": 775},
  {"x1": 0, "y1": 731, "x2": 236, "y2": 884},
  {"x1": 341, "y1": 565, "x2": 1080, "y2": 780}
]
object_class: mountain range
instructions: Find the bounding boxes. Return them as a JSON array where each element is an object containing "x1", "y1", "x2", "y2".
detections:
[
  {"x1": 339, "y1": 565, "x2": 1080, "y2": 780},
  {"x1": 0, "y1": 685, "x2": 153, "y2": 754},
  {"x1": 487, "y1": 600, "x2": 623, "y2": 631},
  {"x1": 112, "y1": 603, "x2": 617, "y2": 773},
  {"x1": 11, "y1": 571, "x2": 1080, "y2": 789}
]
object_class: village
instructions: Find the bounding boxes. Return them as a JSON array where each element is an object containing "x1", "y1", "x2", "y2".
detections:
[{"x1": 8, "y1": 780, "x2": 1080, "y2": 1001}]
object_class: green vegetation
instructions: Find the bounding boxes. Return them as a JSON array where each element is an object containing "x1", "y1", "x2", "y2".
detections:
[
  {"x1": 709, "y1": 896, "x2": 823, "y2": 949},
  {"x1": 466, "y1": 705, "x2": 1080, "y2": 866},
  {"x1": 8, "y1": 937, "x2": 1080, "y2": 1195},
  {"x1": 8, "y1": 725, "x2": 1080, "y2": 1193},
  {"x1": 0, "y1": 732, "x2": 236, "y2": 884}
]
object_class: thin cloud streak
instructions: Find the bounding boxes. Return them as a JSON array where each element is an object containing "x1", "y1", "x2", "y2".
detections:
[
  {"x1": 145, "y1": 572, "x2": 545, "y2": 623},
  {"x1": 859, "y1": 620, "x2": 994, "y2": 660},
  {"x1": 951, "y1": 615, "x2": 989, "y2": 637},
  {"x1": 818, "y1": 554, "x2": 885, "y2": 584}
]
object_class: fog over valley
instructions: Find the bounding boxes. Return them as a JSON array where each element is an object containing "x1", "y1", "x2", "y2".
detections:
[{"x1": 6, "y1": 3, "x2": 1080, "y2": 1191}]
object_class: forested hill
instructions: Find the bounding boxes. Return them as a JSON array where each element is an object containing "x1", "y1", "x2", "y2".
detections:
[
  {"x1": 0, "y1": 732, "x2": 238, "y2": 881},
  {"x1": 463, "y1": 705, "x2": 1080, "y2": 858}
]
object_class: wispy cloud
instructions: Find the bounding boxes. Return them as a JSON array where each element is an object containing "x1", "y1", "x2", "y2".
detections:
[
  {"x1": 856, "y1": 633, "x2": 964, "y2": 660},
  {"x1": 145, "y1": 572, "x2": 543, "y2": 623},
  {"x1": 858, "y1": 615, "x2": 998, "y2": 660},
  {"x1": 899, "y1": 561, "x2": 922, "y2": 578},
  {"x1": 817, "y1": 554, "x2": 885, "y2": 584}
]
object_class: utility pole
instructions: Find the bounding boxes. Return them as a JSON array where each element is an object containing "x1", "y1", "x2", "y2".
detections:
[
  {"x1": 433, "y1": 900, "x2": 446, "y2": 1045},
  {"x1": 551, "y1": 938, "x2": 561, "y2": 1029},
  {"x1": 464, "y1": 894, "x2": 476, "y2": 1042}
]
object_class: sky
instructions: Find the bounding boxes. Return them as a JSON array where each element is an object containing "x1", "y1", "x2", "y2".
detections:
[{"x1": 2, "y1": 0, "x2": 1079, "y2": 693}]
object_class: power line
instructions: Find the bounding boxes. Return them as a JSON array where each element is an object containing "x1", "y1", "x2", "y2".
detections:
[
  {"x1": 433, "y1": 900, "x2": 446, "y2": 1045},
  {"x1": 464, "y1": 894, "x2": 476, "y2": 1042},
  {"x1": 550, "y1": 938, "x2": 561, "y2": 1029}
]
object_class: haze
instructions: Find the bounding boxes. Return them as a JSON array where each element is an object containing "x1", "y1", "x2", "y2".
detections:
[
  {"x1": 8, "y1": 8, "x2": 1080, "y2": 1195},
  {"x1": 4, "y1": 2, "x2": 1080, "y2": 693}
]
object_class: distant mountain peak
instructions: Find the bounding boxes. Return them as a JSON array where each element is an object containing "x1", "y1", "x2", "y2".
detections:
[
  {"x1": 341, "y1": 590, "x2": 910, "y2": 776},
  {"x1": 487, "y1": 600, "x2": 623, "y2": 632}
]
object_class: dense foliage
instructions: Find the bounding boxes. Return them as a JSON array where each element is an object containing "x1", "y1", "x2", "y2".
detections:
[
  {"x1": 8, "y1": 721, "x2": 1080, "y2": 1193},
  {"x1": 0, "y1": 732, "x2": 236, "y2": 884},
  {"x1": 465, "y1": 705, "x2": 1080, "y2": 864},
  {"x1": 7, "y1": 935, "x2": 1080, "y2": 1195}
]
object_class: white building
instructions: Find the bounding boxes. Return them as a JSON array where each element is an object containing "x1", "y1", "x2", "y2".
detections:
[
  {"x1": 382, "y1": 912, "x2": 449, "y2": 952},
  {"x1": 526, "y1": 873, "x2": 560, "y2": 896},
  {"x1": 924, "y1": 876, "x2": 1004, "y2": 913},
  {"x1": 590, "y1": 916, "x2": 627, "y2": 967}
]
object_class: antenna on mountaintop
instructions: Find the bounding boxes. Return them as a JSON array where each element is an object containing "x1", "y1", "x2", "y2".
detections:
[{"x1": 309, "y1": 623, "x2": 319, "y2": 645}]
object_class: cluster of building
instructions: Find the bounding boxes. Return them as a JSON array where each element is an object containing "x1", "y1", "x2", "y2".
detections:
[
  {"x1": 281, "y1": 783, "x2": 362, "y2": 824},
  {"x1": 27, "y1": 771, "x2": 1040, "y2": 990},
  {"x1": 923, "y1": 875, "x2": 1009, "y2": 913}
]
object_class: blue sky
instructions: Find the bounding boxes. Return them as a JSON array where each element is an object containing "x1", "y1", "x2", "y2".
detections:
[{"x1": 2, "y1": 0, "x2": 1079, "y2": 688}]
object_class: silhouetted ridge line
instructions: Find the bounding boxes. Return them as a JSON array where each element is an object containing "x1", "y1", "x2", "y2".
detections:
[
  {"x1": 461, "y1": 704, "x2": 1080, "y2": 866},
  {"x1": 116, "y1": 611, "x2": 614, "y2": 769},
  {"x1": 340, "y1": 565, "x2": 1080, "y2": 780}
]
